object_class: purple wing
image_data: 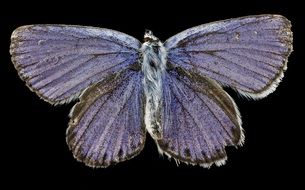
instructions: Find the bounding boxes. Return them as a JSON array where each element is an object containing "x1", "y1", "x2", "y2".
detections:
[
  {"x1": 157, "y1": 68, "x2": 243, "y2": 167},
  {"x1": 66, "y1": 70, "x2": 145, "y2": 168},
  {"x1": 165, "y1": 15, "x2": 293, "y2": 99},
  {"x1": 10, "y1": 25, "x2": 140, "y2": 104}
]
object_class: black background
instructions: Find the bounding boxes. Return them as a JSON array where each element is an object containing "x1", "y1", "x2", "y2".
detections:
[{"x1": 1, "y1": 0, "x2": 303, "y2": 187}]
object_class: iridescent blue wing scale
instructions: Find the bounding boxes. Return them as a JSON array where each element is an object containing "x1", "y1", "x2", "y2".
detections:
[
  {"x1": 66, "y1": 70, "x2": 145, "y2": 167},
  {"x1": 10, "y1": 25, "x2": 140, "y2": 104},
  {"x1": 165, "y1": 15, "x2": 293, "y2": 99},
  {"x1": 157, "y1": 68, "x2": 243, "y2": 167}
]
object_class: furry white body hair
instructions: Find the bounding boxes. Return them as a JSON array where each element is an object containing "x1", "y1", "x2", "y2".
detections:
[{"x1": 141, "y1": 32, "x2": 166, "y2": 139}]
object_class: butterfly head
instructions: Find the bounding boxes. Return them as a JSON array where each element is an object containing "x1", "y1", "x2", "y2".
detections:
[{"x1": 144, "y1": 30, "x2": 159, "y2": 43}]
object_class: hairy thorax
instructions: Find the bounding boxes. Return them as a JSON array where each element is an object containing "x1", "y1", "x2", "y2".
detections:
[{"x1": 141, "y1": 31, "x2": 166, "y2": 139}]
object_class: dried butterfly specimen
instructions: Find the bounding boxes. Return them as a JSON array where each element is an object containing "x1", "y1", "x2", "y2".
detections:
[{"x1": 10, "y1": 15, "x2": 293, "y2": 168}]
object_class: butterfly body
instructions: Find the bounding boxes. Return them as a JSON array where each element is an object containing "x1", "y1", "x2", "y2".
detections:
[
  {"x1": 10, "y1": 15, "x2": 292, "y2": 168},
  {"x1": 141, "y1": 30, "x2": 166, "y2": 140}
]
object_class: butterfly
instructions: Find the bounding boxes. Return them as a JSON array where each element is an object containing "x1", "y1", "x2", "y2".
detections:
[{"x1": 10, "y1": 14, "x2": 293, "y2": 168}]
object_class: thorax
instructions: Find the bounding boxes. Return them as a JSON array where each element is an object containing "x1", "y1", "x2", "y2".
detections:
[{"x1": 140, "y1": 40, "x2": 167, "y2": 73}]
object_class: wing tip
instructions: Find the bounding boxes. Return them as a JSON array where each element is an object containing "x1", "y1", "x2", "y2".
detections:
[
  {"x1": 11, "y1": 25, "x2": 35, "y2": 39},
  {"x1": 156, "y1": 141, "x2": 231, "y2": 168},
  {"x1": 10, "y1": 53, "x2": 82, "y2": 106},
  {"x1": 235, "y1": 28, "x2": 292, "y2": 100},
  {"x1": 65, "y1": 130, "x2": 146, "y2": 169},
  {"x1": 270, "y1": 14, "x2": 292, "y2": 25},
  {"x1": 13, "y1": 69, "x2": 80, "y2": 106},
  {"x1": 235, "y1": 61, "x2": 288, "y2": 100}
]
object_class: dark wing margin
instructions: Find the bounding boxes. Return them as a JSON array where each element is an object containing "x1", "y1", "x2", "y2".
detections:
[
  {"x1": 165, "y1": 15, "x2": 293, "y2": 99},
  {"x1": 157, "y1": 68, "x2": 243, "y2": 167},
  {"x1": 10, "y1": 25, "x2": 141, "y2": 104},
  {"x1": 66, "y1": 70, "x2": 145, "y2": 168}
]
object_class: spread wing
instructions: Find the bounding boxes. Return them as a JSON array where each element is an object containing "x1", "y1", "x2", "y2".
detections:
[
  {"x1": 10, "y1": 25, "x2": 141, "y2": 104},
  {"x1": 66, "y1": 70, "x2": 145, "y2": 168},
  {"x1": 165, "y1": 15, "x2": 293, "y2": 99},
  {"x1": 157, "y1": 68, "x2": 243, "y2": 167}
]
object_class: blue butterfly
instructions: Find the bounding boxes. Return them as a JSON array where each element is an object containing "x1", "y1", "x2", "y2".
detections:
[{"x1": 10, "y1": 14, "x2": 292, "y2": 168}]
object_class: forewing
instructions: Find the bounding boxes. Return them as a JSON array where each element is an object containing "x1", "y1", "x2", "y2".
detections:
[
  {"x1": 157, "y1": 68, "x2": 243, "y2": 167},
  {"x1": 165, "y1": 15, "x2": 293, "y2": 99},
  {"x1": 10, "y1": 25, "x2": 141, "y2": 104},
  {"x1": 66, "y1": 70, "x2": 145, "y2": 168}
]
